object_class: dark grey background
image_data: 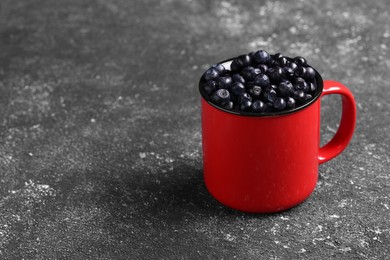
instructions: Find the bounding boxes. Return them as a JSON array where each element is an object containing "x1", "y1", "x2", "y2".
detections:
[{"x1": 0, "y1": 0, "x2": 389, "y2": 259}]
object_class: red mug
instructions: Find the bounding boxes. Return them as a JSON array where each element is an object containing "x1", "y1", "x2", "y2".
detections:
[{"x1": 199, "y1": 60, "x2": 356, "y2": 213}]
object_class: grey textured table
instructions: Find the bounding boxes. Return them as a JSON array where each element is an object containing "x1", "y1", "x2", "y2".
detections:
[{"x1": 0, "y1": 0, "x2": 389, "y2": 259}]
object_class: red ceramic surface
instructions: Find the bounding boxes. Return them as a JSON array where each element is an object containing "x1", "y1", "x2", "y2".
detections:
[{"x1": 200, "y1": 77, "x2": 356, "y2": 213}]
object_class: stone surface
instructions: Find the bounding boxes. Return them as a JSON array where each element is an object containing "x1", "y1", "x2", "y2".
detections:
[{"x1": 0, "y1": 0, "x2": 389, "y2": 259}]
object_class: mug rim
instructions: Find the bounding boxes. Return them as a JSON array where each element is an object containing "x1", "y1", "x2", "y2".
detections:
[{"x1": 199, "y1": 58, "x2": 324, "y2": 117}]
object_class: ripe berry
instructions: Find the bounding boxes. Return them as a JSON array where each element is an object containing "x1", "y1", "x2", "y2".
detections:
[
  {"x1": 256, "y1": 64, "x2": 268, "y2": 73},
  {"x1": 305, "y1": 94, "x2": 313, "y2": 101},
  {"x1": 282, "y1": 66, "x2": 294, "y2": 78},
  {"x1": 222, "y1": 101, "x2": 234, "y2": 110},
  {"x1": 273, "y1": 97, "x2": 286, "y2": 110},
  {"x1": 276, "y1": 57, "x2": 288, "y2": 66},
  {"x1": 212, "y1": 89, "x2": 230, "y2": 104},
  {"x1": 304, "y1": 66, "x2": 316, "y2": 80},
  {"x1": 277, "y1": 80, "x2": 294, "y2": 97},
  {"x1": 240, "y1": 66, "x2": 256, "y2": 81},
  {"x1": 254, "y1": 73, "x2": 271, "y2": 87},
  {"x1": 238, "y1": 92, "x2": 252, "y2": 103},
  {"x1": 294, "y1": 56, "x2": 307, "y2": 66},
  {"x1": 236, "y1": 54, "x2": 252, "y2": 67},
  {"x1": 251, "y1": 100, "x2": 266, "y2": 112},
  {"x1": 253, "y1": 50, "x2": 271, "y2": 64},
  {"x1": 286, "y1": 97, "x2": 296, "y2": 109},
  {"x1": 204, "y1": 67, "x2": 220, "y2": 81},
  {"x1": 217, "y1": 76, "x2": 233, "y2": 90},
  {"x1": 231, "y1": 82, "x2": 246, "y2": 96},
  {"x1": 273, "y1": 53, "x2": 284, "y2": 60},
  {"x1": 293, "y1": 90, "x2": 306, "y2": 103},
  {"x1": 288, "y1": 61, "x2": 298, "y2": 70},
  {"x1": 240, "y1": 100, "x2": 252, "y2": 111},
  {"x1": 294, "y1": 66, "x2": 306, "y2": 77},
  {"x1": 232, "y1": 73, "x2": 245, "y2": 84},
  {"x1": 262, "y1": 89, "x2": 277, "y2": 103},
  {"x1": 230, "y1": 60, "x2": 241, "y2": 73},
  {"x1": 203, "y1": 80, "x2": 217, "y2": 95},
  {"x1": 212, "y1": 64, "x2": 225, "y2": 74},
  {"x1": 294, "y1": 77, "x2": 309, "y2": 92},
  {"x1": 267, "y1": 66, "x2": 284, "y2": 82},
  {"x1": 308, "y1": 82, "x2": 317, "y2": 93},
  {"x1": 249, "y1": 86, "x2": 262, "y2": 99}
]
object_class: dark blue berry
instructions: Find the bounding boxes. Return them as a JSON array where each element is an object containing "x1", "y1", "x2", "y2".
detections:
[
  {"x1": 308, "y1": 82, "x2": 317, "y2": 93},
  {"x1": 254, "y1": 73, "x2": 270, "y2": 87},
  {"x1": 230, "y1": 60, "x2": 241, "y2": 73},
  {"x1": 293, "y1": 90, "x2": 306, "y2": 103},
  {"x1": 238, "y1": 92, "x2": 252, "y2": 103},
  {"x1": 203, "y1": 80, "x2": 217, "y2": 95},
  {"x1": 277, "y1": 80, "x2": 294, "y2": 97},
  {"x1": 262, "y1": 89, "x2": 277, "y2": 103},
  {"x1": 273, "y1": 97, "x2": 286, "y2": 110},
  {"x1": 231, "y1": 82, "x2": 245, "y2": 96},
  {"x1": 253, "y1": 50, "x2": 271, "y2": 64},
  {"x1": 286, "y1": 97, "x2": 296, "y2": 108},
  {"x1": 217, "y1": 77, "x2": 233, "y2": 90},
  {"x1": 294, "y1": 56, "x2": 307, "y2": 66},
  {"x1": 256, "y1": 64, "x2": 268, "y2": 73},
  {"x1": 273, "y1": 53, "x2": 284, "y2": 60},
  {"x1": 251, "y1": 100, "x2": 266, "y2": 112},
  {"x1": 288, "y1": 62, "x2": 298, "y2": 70},
  {"x1": 240, "y1": 100, "x2": 252, "y2": 111},
  {"x1": 294, "y1": 77, "x2": 309, "y2": 92},
  {"x1": 204, "y1": 67, "x2": 220, "y2": 81},
  {"x1": 276, "y1": 57, "x2": 288, "y2": 66},
  {"x1": 249, "y1": 86, "x2": 262, "y2": 99},
  {"x1": 212, "y1": 89, "x2": 230, "y2": 104},
  {"x1": 236, "y1": 54, "x2": 252, "y2": 67},
  {"x1": 266, "y1": 66, "x2": 284, "y2": 82},
  {"x1": 305, "y1": 94, "x2": 313, "y2": 101},
  {"x1": 304, "y1": 67, "x2": 316, "y2": 80},
  {"x1": 232, "y1": 74, "x2": 245, "y2": 84},
  {"x1": 222, "y1": 101, "x2": 234, "y2": 110},
  {"x1": 212, "y1": 64, "x2": 225, "y2": 74},
  {"x1": 294, "y1": 66, "x2": 306, "y2": 77},
  {"x1": 282, "y1": 66, "x2": 294, "y2": 78},
  {"x1": 240, "y1": 66, "x2": 256, "y2": 81}
]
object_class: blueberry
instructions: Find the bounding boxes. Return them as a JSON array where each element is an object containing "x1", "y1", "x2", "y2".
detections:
[
  {"x1": 204, "y1": 67, "x2": 220, "y2": 81},
  {"x1": 217, "y1": 76, "x2": 233, "y2": 90},
  {"x1": 249, "y1": 86, "x2": 262, "y2": 99},
  {"x1": 256, "y1": 64, "x2": 268, "y2": 73},
  {"x1": 212, "y1": 89, "x2": 230, "y2": 104},
  {"x1": 304, "y1": 67, "x2": 316, "y2": 80},
  {"x1": 253, "y1": 50, "x2": 271, "y2": 64},
  {"x1": 293, "y1": 90, "x2": 306, "y2": 103},
  {"x1": 276, "y1": 57, "x2": 288, "y2": 66},
  {"x1": 238, "y1": 92, "x2": 252, "y2": 103},
  {"x1": 265, "y1": 102, "x2": 274, "y2": 112},
  {"x1": 212, "y1": 64, "x2": 225, "y2": 74},
  {"x1": 294, "y1": 56, "x2": 307, "y2": 66},
  {"x1": 282, "y1": 66, "x2": 294, "y2": 78},
  {"x1": 273, "y1": 53, "x2": 284, "y2": 60},
  {"x1": 231, "y1": 82, "x2": 246, "y2": 96},
  {"x1": 251, "y1": 100, "x2": 266, "y2": 112},
  {"x1": 294, "y1": 66, "x2": 306, "y2": 77},
  {"x1": 254, "y1": 73, "x2": 270, "y2": 87},
  {"x1": 240, "y1": 66, "x2": 256, "y2": 81},
  {"x1": 203, "y1": 80, "x2": 217, "y2": 95},
  {"x1": 273, "y1": 97, "x2": 287, "y2": 110},
  {"x1": 236, "y1": 54, "x2": 252, "y2": 67},
  {"x1": 232, "y1": 73, "x2": 245, "y2": 84},
  {"x1": 240, "y1": 100, "x2": 252, "y2": 111},
  {"x1": 288, "y1": 62, "x2": 298, "y2": 70},
  {"x1": 294, "y1": 77, "x2": 309, "y2": 92},
  {"x1": 262, "y1": 89, "x2": 277, "y2": 103},
  {"x1": 277, "y1": 80, "x2": 294, "y2": 97},
  {"x1": 308, "y1": 82, "x2": 317, "y2": 93},
  {"x1": 222, "y1": 101, "x2": 234, "y2": 110},
  {"x1": 286, "y1": 97, "x2": 296, "y2": 109},
  {"x1": 230, "y1": 60, "x2": 241, "y2": 73},
  {"x1": 305, "y1": 94, "x2": 313, "y2": 101},
  {"x1": 266, "y1": 66, "x2": 284, "y2": 82}
]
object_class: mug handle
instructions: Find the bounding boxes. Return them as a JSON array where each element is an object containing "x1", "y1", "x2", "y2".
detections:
[{"x1": 318, "y1": 80, "x2": 357, "y2": 164}]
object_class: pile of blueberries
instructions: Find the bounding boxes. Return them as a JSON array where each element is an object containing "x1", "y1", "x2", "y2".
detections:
[{"x1": 201, "y1": 50, "x2": 318, "y2": 113}]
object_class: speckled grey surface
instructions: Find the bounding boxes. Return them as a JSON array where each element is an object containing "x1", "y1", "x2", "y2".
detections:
[{"x1": 0, "y1": 0, "x2": 389, "y2": 259}]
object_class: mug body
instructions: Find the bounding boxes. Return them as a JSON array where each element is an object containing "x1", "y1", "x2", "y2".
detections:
[{"x1": 201, "y1": 90, "x2": 322, "y2": 213}]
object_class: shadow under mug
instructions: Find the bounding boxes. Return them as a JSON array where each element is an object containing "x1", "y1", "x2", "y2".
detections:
[{"x1": 199, "y1": 60, "x2": 356, "y2": 213}]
